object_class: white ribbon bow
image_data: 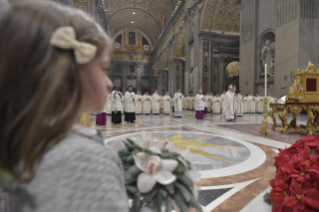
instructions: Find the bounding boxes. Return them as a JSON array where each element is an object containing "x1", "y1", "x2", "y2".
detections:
[{"x1": 50, "y1": 26, "x2": 97, "y2": 64}]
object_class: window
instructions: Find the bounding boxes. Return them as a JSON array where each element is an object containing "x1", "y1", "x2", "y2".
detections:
[
  {"x1": 129, "y1": 32, "x2": 136, "y2": 45},
  {"x1": 115, "y1": 34, "x2": 122, "y2": 44},
  {"x1": 142, "y1": 36, "x2": 149, "y2": 46}
]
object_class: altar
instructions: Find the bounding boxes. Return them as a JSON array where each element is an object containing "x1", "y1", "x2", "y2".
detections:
[{"x1": 268, "y1": 62, "x2": 319, "y2": 135}]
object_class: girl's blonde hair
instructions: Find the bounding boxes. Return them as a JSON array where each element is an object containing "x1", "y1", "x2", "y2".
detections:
[{"x1": 0, "y1": 1, "x2": 112, "y2": 182}]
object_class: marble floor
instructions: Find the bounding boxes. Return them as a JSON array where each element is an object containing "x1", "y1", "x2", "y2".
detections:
[{"x1": 93, "y1": 111, "x2": 309, "y2": 212}]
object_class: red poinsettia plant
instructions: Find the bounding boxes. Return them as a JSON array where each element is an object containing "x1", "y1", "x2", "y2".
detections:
[{"x1": 269, "y1": 136, "x2": 319, "y2": 212}]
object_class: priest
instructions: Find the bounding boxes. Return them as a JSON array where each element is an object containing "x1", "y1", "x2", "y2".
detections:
[
  {"x1": 135, "y1": 91, "x2": 143, "y2": 115},
  {"x1": 163, "y1": 92, "x2": 171, "y2": 115},
  {"x1": 124, "y1": 85, "x2": 136, "y2": 123},
  {"x1": 143, "y1": 92, "x2": 151, "y2": 115},
  {"x1": 151, "y1": 90, "x2": 161, "y2": 115},
  {"x1": 236, "y1": 91, "x2": 244, "y2": 117},
  {"x1": 212, "y1": 94, "x2": 221, "y2": 114},
  {"x1": 174, "y1": 89, "x2": 184, "y2": 117},
  {"x1": 111, "y1": 85, "x2": 123, "y2": 124},
  {"x1": 243, "y1": 94, "x2": 248, "y2": 114},
  {"x1": 220, "y1": 91, "x2": 226, "y2": 114},
  {"x1": 247, "y1": 93, "x2": 255, "y2": 114},
  {"x1": 224, "y1": 85, "x2": 234, "y2": 121},
  {"x1": 195, "y1": 89, "x2": 205, "y2": 119}
]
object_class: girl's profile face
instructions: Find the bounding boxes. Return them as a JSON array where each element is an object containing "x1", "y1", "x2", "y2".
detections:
[{"x1": 80, "y1": 48, "x2": 113, "y2": 113}]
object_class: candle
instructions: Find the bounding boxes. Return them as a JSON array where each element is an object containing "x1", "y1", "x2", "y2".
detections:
[{"x1": 265, "y1": 64, "x2": 267, "y2": 97}]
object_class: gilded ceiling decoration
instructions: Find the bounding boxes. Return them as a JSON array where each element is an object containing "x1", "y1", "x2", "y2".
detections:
[
  {"x1": 106, "y1": 0, "x2": 177, "y2": 43},
  {"x1": 201, "y1": 0, "x2": 240, "y2": 33}
]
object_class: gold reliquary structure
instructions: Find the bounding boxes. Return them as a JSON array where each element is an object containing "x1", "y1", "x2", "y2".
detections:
[{"x1": 286, "y1": 62, "x2": 319, "y2": 103}]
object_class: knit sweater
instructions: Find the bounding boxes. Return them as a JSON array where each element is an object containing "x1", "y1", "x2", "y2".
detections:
[{"x1": 8, "y1": 125, "x2": 129, "y2": 212}]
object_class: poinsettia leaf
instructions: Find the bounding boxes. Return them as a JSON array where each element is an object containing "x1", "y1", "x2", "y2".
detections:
[
  {"x1": 310, "y1": 148, "x2": 316, "y2": 155},
  {"x1": 177, "y1": 175, "x2": 193, "y2": 189},
  {"x1": 174, "y1": 163, "x2": 186, "y2": 174}
]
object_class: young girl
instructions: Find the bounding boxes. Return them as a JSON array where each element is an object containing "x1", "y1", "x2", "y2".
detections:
[{"x1": 0, "y1": 2, "x2": 129, "y2": 211}]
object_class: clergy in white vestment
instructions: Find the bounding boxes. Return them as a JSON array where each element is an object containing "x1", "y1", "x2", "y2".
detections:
[
  {"x1": 124, "y1": 85, "x2": 136, "y2": 123},
  {"x1": 163, "y1": 92, "x2": 171, "y2": 115},
  {"x1": 135, "y1": 91, "x2": 143, "y2": 115},
  {"x1": 206, "y1": 93, "x2": 213, "y2": 113},
  {"x1": 111, "y1": 86, "x2": 123, "y2": 124},
  {"x1": 195, "y1": 89, "x2": 205, "y2": 119},
  {"x1": 143, "y1": 92, "x2": 151, "y2": 115},
  {"x1": 258, "y1": 94, "x2": 264, "y2": 113},
  {"x1": 236, "y1": 91, "x2": 244, "y2": 117},
  {"x1": 247, "y1": 94, "x2": 255, "y2": 114},
  {"x1": 174, "y1": 89, "x2": 184, "y2": 117},
  {"x1": 243, "y1": 94, "x2": 248, "y2": 114},
  {"x1": 212, "y1": 94, "x2": 221, "y2": 114},
  {"x1": 151, "y1": 90, "x2": 161, "y2": 115},
  {"x1": 106, "y1": 95, "x2": 112, "y2": 115},
  {"x1": 220, "y1": 91, "x2": 226, "y2": 113},
  {"x1": 223, "y1": 85, "x2": 234, "y2": 121}
]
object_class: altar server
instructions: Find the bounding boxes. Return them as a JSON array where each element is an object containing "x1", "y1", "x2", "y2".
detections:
[{"x1": 124, "y1": 85, "x2": 136, "y2": 123}]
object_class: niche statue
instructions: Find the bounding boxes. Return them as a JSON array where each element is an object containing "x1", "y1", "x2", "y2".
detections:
[{"x1": 260, "y1": 39, "x2": 275, "y2": 76}]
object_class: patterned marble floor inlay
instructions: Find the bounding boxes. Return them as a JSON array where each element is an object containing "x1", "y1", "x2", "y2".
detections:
[{"x1": 95, "y1": 111, "x2": 299, "y2": 212}]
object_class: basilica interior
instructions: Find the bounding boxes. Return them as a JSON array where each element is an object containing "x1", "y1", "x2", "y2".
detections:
[{"x1": 3, "y1": 0, "x2": 319, "y2": 212}]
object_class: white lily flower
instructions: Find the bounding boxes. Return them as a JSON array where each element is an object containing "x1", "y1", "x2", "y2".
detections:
[{"x1": 133, "y1": 152, "x2": 178, "y2": 193}]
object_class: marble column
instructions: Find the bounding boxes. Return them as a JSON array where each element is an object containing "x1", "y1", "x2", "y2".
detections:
[
  {"x1": 136, "y1": 62, "x2": 143, "y2": 92},
  {"x1": 218, "y1": 55, "x2": 225, "y2": 94},
  {"x1": 122, "y1": 61, "x2": 129, "y2": 92}
]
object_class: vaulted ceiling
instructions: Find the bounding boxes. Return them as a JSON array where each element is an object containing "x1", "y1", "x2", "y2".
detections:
[{"x1": 106, "y1": 0, "x2": 178, "y2": 43}]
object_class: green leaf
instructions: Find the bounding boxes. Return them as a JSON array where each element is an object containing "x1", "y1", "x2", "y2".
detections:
[
  {"x1": 158, "y1": 188, "x2": 168, "y2": 198},
  {"x1": 0, "y1": 169, "x2": 13, "y2": 189},
  {"x1": 165, "y1": 196, "x2": 173, "y2": 212},
  {"x1": 161, "y1": 152, "x2": 173, "y2": 158},
  {"x1": 128, "y1": 165, "x2": 141, "y2": 177},
  {"x1": 132, "y1": 192, "x2": 142, "y2": 212},
  {"x1": 143, "y1": 186, "x2": 158, "y2": 204},
  {"x1": 173, "y1": 190, "x2": 189, "y2": 212},
  {"x1": 165, "y1": 183, "x2": 175, "y2": 194},
  {"x1": 126, "y1": 155, "x2": 134, "y2": 163},
  {"x1": 174, "y1": 163, "x2": 186, "y2": 174},
  {"x1": 154, "y1": 191, "x2": 164, "y2": 212},
  {"x1": 118, "y1": 150, "x2": 130, "y2": 157},
  {"x1": 126, "y1": 186, "x2": 137, "y2": 195},
  {"x1": 311, "y1": 148, "x2": 316, "y2": 155},
  {"x1": 177, "y1": 175, "x2": 193, "y2": 189},
  {"x1": 175, "y1": 182, "x2": 191, "y2": 202},
  {"x1": 188, "y1": 193, "x2": 202, "y2": 212}
]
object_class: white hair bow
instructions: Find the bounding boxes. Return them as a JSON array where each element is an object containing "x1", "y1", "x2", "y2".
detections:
[{"x1": 50, "y1": 26, "x2": 97, "y2": 64}]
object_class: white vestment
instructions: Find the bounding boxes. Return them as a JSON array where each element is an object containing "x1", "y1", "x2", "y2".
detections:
[
  {"x1": 258, "y1": 97, "x2": 264, "y2": 113},
  {"x1": 174, "y1": 92, "x2": 184, "y2": 117},
  {"x1": 151, "y1": 93, "x2": 160, "y2": 114},
  {"x1": 143, "y1": 95, "x2": 151, "y2": 114},
  {"x1": 224, "y1": 91, "x2": 234, "y2": 120},
  {"x1": 247, "y1": 95, "x2": 255, "y2": 113},
  {"x1": 124, "y1": 91, "x2": 135, "y2": 113},
  {"x1": 106, "y1": 95, "x2": 112, "y2": 114},
  {"x1": 255, "y1": 96, "x2": 260, "y2": 113},
  {"x1": 212, "y1": 97, "x2": 221, "y2": 114},
  {"x1": 243, "y1": 97, "x2": 248, "y2": 114},
  {"x1": 163, "y1": 95, "x2": 171, "y2": 114},
  {"x1": 206, "y1": 95, "x2": 213, "y2": 112},
  {"x1": 236, "y1": 94, "x2": 244, "y2": 116},
  {"x1": 220, "y1": 94, "x2": 225, "y2": 113},
  {"x1": 135, "y1": 95, "x2": 143, "y2": 114},
  {"x1": 111, "y1": 90, "x2": 123, "y2": 112},
  {"x1": 195, "y1": 94, "x2": 205, "y2": 111}
]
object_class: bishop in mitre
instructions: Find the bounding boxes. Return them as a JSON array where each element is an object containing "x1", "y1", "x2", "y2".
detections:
[
  {"x1": 135, "y1": 91, "x2": 143, "y2": 115},
  {"x1": 224, "y1": 85, "x2": 235, "y2": 121},
  {"x1": 151, "y1": 90, "x2": 160, "y2": 115},
  {"x1": 174, "y1": 89, "x2": 184, "y2": 117},
  {"x1": 143, "y1": 92, "x2": 151, "y2": 115},
  {"x1": 163, "y1": 92, "x2": 171, "y2": 115}
]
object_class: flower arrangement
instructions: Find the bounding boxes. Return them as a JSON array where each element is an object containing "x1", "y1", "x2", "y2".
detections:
[
  {"x1": 114, "y1": 132, "x2": 202, "y2": 212},
  {"x1": 268, "y1": 136, "x2": 319, "y2": 212}
]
